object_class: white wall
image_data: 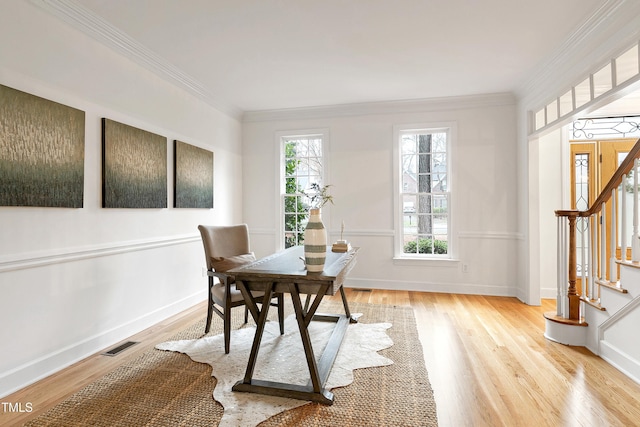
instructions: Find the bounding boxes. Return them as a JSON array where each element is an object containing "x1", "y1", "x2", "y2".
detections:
[
  {"x1": 242, "y1": 95, "x2": 519, "y2": 296},
  {"x1": 537, "y1": 130, "x2": 565, "y2": 299},
  {"x1": 0, "y1": 2, "x2": 242, "y2": 397}
]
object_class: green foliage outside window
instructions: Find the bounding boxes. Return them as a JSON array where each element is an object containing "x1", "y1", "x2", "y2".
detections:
[
  {"x1": 284, "y1": 142, "x2": 308, "y2": 248},
  {"x1": 403, "y1": 238, "x2": 448, "y2": 254}
]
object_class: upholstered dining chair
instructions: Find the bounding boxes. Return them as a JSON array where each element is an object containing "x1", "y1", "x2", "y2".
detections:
[{"x1": 198, "y1": 224, "x2": 284, "y2": 354}]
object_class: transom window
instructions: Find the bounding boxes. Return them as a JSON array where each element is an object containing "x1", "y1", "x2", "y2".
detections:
[
  {"x1": 279, "y1": 131, "x2": 327, "y2": 249},
  {"x1": 395, "y1": 126, "x2": 451, "y2": 258}
]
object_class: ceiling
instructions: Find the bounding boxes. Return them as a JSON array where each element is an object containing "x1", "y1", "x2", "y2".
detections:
[{"x1": 67, "y1": 0, "x2": 629, "y2": 114}]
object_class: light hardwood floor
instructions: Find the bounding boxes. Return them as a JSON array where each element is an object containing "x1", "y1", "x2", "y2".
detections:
[{"x1": 4, "y1": 289, "x2": 640, "y2": 426}]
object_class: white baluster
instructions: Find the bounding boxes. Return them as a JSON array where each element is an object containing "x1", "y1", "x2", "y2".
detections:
[
  {"x1": 601, "y1": 203, "x2": 606, "y2": 282},
  {"x1": 562, "y1": 218, "x2": 568, "y2": 317},
  {"x1": 633, "y1": 159, "x2": 640, "y2": 262},
  {"x1": 610, "y1": 188, "x2": 618, "y2": 283},
  {"x1": 590, "y1": 214, "x2": 597, "y2": 301},
  {"x1": 580, "y1": 217, "x2": 587, "y2": 297},
  {"x1": 598, "y1": 203, "x2": 607, "y2": 281},
  {"x1": 557, "y1": 217, "x2": 564, "y2": 317},
  {"x1": 621, "y1": 173, "x2": 627, "y2": 263},
  {"x1": 564, "y1": 219, "x2": 569, "y2": 317}
]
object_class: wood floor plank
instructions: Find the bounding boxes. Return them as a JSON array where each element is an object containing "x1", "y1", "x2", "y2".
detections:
[{"x1": 3, "y1": 290, "x2": 640, "y2": 427}]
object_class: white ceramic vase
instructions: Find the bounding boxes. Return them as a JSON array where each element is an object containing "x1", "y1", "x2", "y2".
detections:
[{"x1": 304, "y1": 208, "x2": 327, "y2": 272}]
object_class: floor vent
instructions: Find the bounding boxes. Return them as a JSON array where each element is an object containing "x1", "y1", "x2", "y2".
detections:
[
  {"x1": 102, "y1": 341, "x2": 139, "y2": 357},
  {"x1": 353, "y1": 288, "x2": 372, "y2": 292}
]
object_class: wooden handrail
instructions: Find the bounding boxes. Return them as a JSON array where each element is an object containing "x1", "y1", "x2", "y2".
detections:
[
  {"x1": 585, "y1": 137, "x2": 640, "y2": 216},
  {"x1": 555, "y1": 137, "x2": 640, "y2": 218},
  {"x1": 555, "y1": 209, "x2": 579, "y2": 217}
]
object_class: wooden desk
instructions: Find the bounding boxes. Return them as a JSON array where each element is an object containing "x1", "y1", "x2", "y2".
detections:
[{"x1": 228, "y1": 245, "x2": 358, "y2": 405}]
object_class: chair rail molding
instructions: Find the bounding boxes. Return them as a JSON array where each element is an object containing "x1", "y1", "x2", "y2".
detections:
[
  {"x1": 458, "y1": 231, "x2": 524, "y2": 240},
  {"x1": 0, "y1": 234, "x2": 200, "y2": 273}
]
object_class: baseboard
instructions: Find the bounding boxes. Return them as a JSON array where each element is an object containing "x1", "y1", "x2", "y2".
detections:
[
  {"x1": 0, "y1": 291, "x2": 205, "y2": 398},
  {"x1": 600, "y1": 340, "x2": 640, "y2": 386},
  {"x1": 540, "y1": 287, "x2": 558, "y2": 300},
  {"x1": 345, "y1": 277, "x2": 517, "y2": 297}
]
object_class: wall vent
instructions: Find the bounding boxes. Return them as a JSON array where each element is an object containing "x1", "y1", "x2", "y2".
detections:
[{"x1": 102, "y1": 341, "x2": 139, "y2": 356}]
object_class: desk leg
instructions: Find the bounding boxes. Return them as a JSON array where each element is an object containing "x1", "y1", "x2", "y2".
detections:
[
  {"x1": 289, "y1": 283, "x2": 323, "y2": 394},
  {"x1": 239, "y1": 282, "x2": 274, "y2": 383},
  {"x1": 340, "y1": 286, "x2": 358, "y2": 323},
  {"x1": 236, "y1": 279, "x2": 260, "y2": 323}
]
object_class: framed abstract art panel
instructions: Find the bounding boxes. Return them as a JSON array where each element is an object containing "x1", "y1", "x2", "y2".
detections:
[
  {"x1": 174, "y1": 140, "x2": 213, "y2": 208},
  {"x1": 102, "y1": 118, "x2": 167, "y2": 208},
  {"x1": 0, "y1": 84, "x2": 85, "y2": 207}
]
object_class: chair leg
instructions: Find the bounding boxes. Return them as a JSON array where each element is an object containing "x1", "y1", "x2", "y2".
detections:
[
  {"x1": 205, "y1": 306, "x2": 213, "y2": 334},
  {"x1": 224, "y1": 306, "x2": 231, "y2": 354},
  {"x1": 277, "y1": 293, "x2": 285, "y2": 335},
  {"x1": 244, "y1": 305, "x2": 249, "y2": 324},
  {"x1": 205, "y1": 287, "x2": 214, "y2": 334}
]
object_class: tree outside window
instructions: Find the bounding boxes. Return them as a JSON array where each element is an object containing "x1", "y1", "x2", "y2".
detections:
[{"x1": 400, "y1": 129, "x2": 449, "y2": 256}]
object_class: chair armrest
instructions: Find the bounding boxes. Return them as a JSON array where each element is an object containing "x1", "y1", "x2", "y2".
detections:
[
  {"x1": 207, "y1": 270, "x2": 235, "y2": 305},
  {"x1": 207, "y1": 270, "x2": 234, "y2": 288},
  {"x1": 207, "y1": 270, "x2": 229, "y2": 280}
]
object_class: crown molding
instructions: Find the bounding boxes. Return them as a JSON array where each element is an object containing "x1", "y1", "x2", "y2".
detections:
[
  {"x1": 517, "y1": 0, "x2": 640, "y2": 106},
  {"x1": 242, "y1": 92, "x2": 516, "y2": 123},
  {"x1": 29, "y1": 0, "x2": 242, "y2": 119}
]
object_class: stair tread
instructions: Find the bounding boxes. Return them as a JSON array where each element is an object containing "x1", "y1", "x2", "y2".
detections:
[
  {"x1": 580, "y1": 296, "x2": 606, "y2": 311},
  {"x1": 616, "y1": 260, "x2": 640, "y2": 269},
  {"x1": 596, "y1": 279, "x2": 629, "y2": 294},
  {"x1": 543, "y1": 311, "x2": 588, "y2": 326}
]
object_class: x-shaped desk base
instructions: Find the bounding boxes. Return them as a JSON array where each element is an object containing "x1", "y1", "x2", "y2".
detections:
[{"x1": 233, "y1": 280, "x2": 356, "y2": 405}]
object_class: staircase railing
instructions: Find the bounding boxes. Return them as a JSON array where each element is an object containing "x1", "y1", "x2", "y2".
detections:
[{"x1": 555, "y1": 138, "x2": 640, "y2": 321}]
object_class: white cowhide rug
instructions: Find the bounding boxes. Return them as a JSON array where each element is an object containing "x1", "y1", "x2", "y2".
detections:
[{"x1": 156, "y1": 314, "x2": 393, "y2": 427}]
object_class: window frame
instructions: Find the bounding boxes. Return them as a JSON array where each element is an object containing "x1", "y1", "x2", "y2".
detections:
[
  {"x1": 276, "y1": 129, "x2": 330, "y2": 252},
  {"x1": 393, "y1": 123, "x2": 455, "y2": 260}
]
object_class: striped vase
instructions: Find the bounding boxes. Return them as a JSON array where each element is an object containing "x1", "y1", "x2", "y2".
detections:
[{"x1": 304, "y1": 208, "x2": 327, "y2": 272}]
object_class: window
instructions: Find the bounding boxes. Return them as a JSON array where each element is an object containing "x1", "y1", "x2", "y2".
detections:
[
  {"x1": 394, "y1": 125, "x2": 451, "y2": 258},
  {"x1": 278, "y1": 130, "x2": 328, "y2": 250}
]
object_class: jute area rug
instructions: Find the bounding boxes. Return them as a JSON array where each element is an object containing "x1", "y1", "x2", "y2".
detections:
[{"x1": 24, "y1": 301, "x2": 438, "y2": 426}]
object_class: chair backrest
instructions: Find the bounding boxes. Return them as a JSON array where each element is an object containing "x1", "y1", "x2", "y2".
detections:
[{"x1": 198, "y1": 224, "x2": 251, "y2": 270}]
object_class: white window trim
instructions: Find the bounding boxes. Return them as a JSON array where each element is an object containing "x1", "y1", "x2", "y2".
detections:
[
  {"x1": 275, "y1": 128, "x2": 330, "y2": 252},
  {"x1": 392, "y1": 122, "x2": 456, "y2": 260}
]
